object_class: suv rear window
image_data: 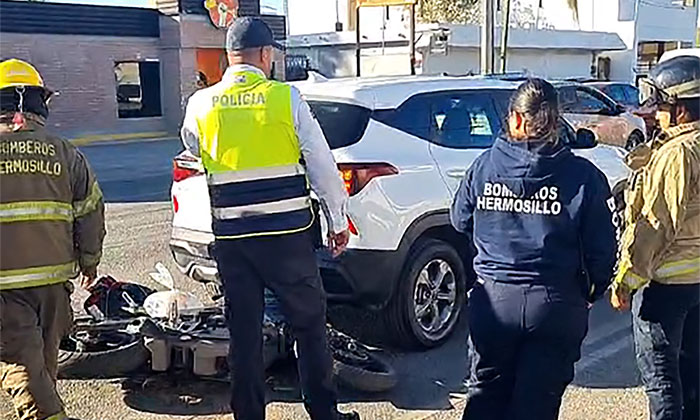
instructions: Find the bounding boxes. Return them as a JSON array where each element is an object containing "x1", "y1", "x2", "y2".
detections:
[{"x1": 308, "y1": 101, "x2": 371, "y2": 150}]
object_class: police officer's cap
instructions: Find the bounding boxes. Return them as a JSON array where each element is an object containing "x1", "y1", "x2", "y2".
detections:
[
  {"x1": 226, "y1": 17, "x2": 283, "y2": 52},
  {"x1": 640, "y1": 55, "x2": 700, "y2": 106}
]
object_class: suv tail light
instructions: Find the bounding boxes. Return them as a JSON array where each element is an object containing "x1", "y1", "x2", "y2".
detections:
[
  {"x1": 173, "y1": 155, "x2": 201, "y2": 182},
  {"x1": 337, "y1": 163, "x2": 398, "y2": 196}
]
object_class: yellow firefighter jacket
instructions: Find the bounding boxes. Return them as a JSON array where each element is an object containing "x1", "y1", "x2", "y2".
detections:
[
  {"x1": 615, "y1": 120, "x2": 700, "y2": 289},
  {"x1": 0, "y1": 119, "x2": 105, "y2": 290}
]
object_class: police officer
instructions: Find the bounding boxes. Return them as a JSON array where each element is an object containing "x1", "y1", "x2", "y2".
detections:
[
  {"x1": 0, "y1": 59, "x2": 105, "y2": 420},
  {"x1": 451, "y1": 78, "x2": 617, "y2": 420},
  {"x1": 180, "y1": 18, "x2": 358, "y2": 420},
  {"x1": 611, "y1": 55, "x2": 700, "y2": 420}
]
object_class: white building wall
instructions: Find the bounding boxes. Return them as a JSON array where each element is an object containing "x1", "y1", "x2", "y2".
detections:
[
  {"x1": 635, "y1": 0, "x2": 698, "y2": 43},
  {"x1": 288, "y1": 45, "x2": 410, "y2": 77},
  {"x1": 421, "y1": 48, "x2": 594, "y2": 79},
  {"x1": 569, "y1": 0, "x2": 697, "y2": 81},
  {"x1": 287, "y1": 0, "x2": 407, "y2": 35},
  {"x1": 288, "y1": 0, "x2": 338, "y2": 35}
]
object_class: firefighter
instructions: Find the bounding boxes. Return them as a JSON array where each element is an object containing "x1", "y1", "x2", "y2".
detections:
[
  {"x1": 611, "y1": 55, "x2": 700, "y2": 420},
  {"x1": 451, "y1": 78, "x2": 617, "y2": 420},
  {"x1": 180, "y1": 18, "x2": 358, "y2": 420},
  {"x1": 0, "y1": 59, "x2": 105, "y2": 420}
]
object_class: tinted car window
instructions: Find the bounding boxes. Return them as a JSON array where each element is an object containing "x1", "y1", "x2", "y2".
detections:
[
  {"x1": 604, "y1": 85, "x2": 628, "y2": 104},
  {"x1": 372, "y1": 95, "x2": 432, "y2": 140},
  {"x1": 308, "y1": 101, "x2": 371, "y2": 149},
  {"x1": 489, "y1": 89, "x2": 515, "y2": 117},
  {"x1": 622, "y1": 85, "x2": 640, "y2": 107},
  {"x1": 559, "y1": 86, "x2": 612, "y2": 114},
  {"x1": 558, "y1": 87, "x2": 579, "y2": 113},
  {"x1": 575, "y1": 89, "x2": 609, "y2": 113},
  {"x1": 431, "y1": 91, "x2": 501, "y2": 149}
]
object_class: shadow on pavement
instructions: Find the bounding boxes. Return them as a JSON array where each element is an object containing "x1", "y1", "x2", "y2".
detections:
[
  {"x1": 120, "y1": 306, "x2": 470, "y2": 415},
  {"x1": 120, "y1": 298, "x2": 642, "y2": 416}
]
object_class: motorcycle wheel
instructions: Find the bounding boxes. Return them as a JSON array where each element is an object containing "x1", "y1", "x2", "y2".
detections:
[
  {"x1": 58, "y1": 316, "x2": 149, "y2": 379},
  {"x1": 329, "y1": 328, "x2": 397, "y2": 393}
]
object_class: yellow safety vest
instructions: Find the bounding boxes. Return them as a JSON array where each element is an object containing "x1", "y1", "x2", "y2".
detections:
[{"x1": 196, "y1": 70, "x2": 313, "y2": 240}]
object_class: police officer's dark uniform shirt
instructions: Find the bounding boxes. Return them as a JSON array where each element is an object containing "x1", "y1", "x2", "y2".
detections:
[{"x1": 451, "y1": 136, "x2": 616, "y2": 302}]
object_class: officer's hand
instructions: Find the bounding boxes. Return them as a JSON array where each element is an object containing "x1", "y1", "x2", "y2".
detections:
[
  {"x1": 610, "y1": 283, "x2": 631, "y2": 312},
  {"x1": 328, "y1": 230, "x2": 350, "y2": 258},
  {"x1": 80, "y1": 266, "x2": 98, "y2": 289}
]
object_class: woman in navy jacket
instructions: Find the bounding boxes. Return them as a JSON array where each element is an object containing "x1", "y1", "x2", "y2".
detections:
[{"x1": 451, "y1": 78, "x2": 617, "y2": 420}]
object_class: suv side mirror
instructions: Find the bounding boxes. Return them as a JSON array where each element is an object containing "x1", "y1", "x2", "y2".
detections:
[{"x1": 576, "y1": 128, "x2": 597, "y2": 148}]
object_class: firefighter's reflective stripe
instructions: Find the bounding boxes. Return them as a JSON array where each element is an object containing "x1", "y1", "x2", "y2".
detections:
[
  {"x1": 73, "y1": 181, "x2": 103, "y2": 218},
  {"x1": 213, "y1": 196, "x2": 311, "y2": 219},
  {"x1": 0, "y1": 261, "x2": 77, "y2": 290},
  {"x1": 208, "y1": 163, "x2": 306, "y2": 185},
  {"x1": 0, "y1": 201, "x2": 73, "y2": 223},
  {"x1": 655, "y1": 257, "x2": 700, "y2": 279},
  {"x1": 614, "y1": 259, "x2": 649, "y2": 290}
]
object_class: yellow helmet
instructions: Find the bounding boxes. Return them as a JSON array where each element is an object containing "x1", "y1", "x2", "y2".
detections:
[{"x1": 0, "y1": 59, "x2": 46, "y2": 91}]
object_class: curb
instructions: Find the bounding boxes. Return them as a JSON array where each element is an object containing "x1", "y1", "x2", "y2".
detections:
[{"x1": 70, "y1": 131, "x2": 172, "y2": 146}]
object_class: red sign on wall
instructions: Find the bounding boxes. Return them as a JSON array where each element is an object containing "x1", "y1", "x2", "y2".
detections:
[{"x1": 204, "y1": 0, "x2": 239, "y2": 29}]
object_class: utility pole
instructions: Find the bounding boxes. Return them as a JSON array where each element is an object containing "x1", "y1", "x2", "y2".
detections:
[
  {"x1": 409, "y1": 2, "x2": 416, "y2": 75},
  {"x1": 481, "y1": 0, "x2": 494, "y2": 74},
  {"x1": 499, "y1": 0, "x2": 511, "y2": 73},
  {"x1": 355, "y1": 6, "x2": 361, "y2": 76}
]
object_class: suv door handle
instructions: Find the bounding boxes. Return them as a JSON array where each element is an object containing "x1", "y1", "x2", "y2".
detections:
[{"x1": 446, "y1": 169, "x2": 467, "y2": 179}]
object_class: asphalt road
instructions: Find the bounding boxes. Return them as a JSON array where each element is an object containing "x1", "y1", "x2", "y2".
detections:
[
  {"x1": 79, "y1": 138, "x2": 183, "y2": 203},
  {"x1": 1, "y1": 140, "x2": 649, "y2": 419}
]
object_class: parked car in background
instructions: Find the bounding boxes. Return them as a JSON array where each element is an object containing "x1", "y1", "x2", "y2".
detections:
[
  {"x1": 584, "y1": 81, "x2": 656, "y2": 140},
  {"x1": 555, "y1": 82, "x2": 647, "y2": 150},
  {"x1": 660, "y1": 47, "x2": 700, "y2": 63},
  {"x1": 170, "y1": 75, "x2": 631, "y2": 349},
  {"x1": 585, "y1": 81, "x2": 640, "y2": 110}
]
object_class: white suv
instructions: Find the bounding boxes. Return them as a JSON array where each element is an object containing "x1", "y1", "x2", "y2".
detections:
[{"x1": 170, "y1": 75, "x2": 630, "y2": 348}]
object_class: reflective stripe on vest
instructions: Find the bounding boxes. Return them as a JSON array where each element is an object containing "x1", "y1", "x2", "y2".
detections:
[
  {"x1": 655, "y1": 257, "x2": 700, "y2": 279},
  {"x1": 207, "y1": 163, "x2": 306, "y2": 185},
  {"x1": 0, "y1": 261, "x2": 77, "y2": 290},
  {"x1": 0, "y1": 201, "x2": 73, "y2": 223},
  {"x1": 197, "y1": 70, "x2": 312, "y2": 240},
  {"x1": 214, "y1": 196, "x2": 311, "y2": 219}
]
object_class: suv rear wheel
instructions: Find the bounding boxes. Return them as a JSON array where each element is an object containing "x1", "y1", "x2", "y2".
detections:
[{"x1": 384, "y1": 238, "x2": 466, "y2": 348}]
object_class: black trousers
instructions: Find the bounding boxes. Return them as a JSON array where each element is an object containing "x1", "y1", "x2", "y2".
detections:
[
  {"x1": 462, "y1": 279, "x2": 589, "y2": 420},
  {"x1": 633, "y1": 282, "x2": 700, "y2": 420},
  {"x1": 213, "y1": 231, "x2": 338, "y2": 420}
]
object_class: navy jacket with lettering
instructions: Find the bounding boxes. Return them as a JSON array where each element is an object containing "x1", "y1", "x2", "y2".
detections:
[{"x1": 450, "y1": 136, "x2": 616, "y2": 302}]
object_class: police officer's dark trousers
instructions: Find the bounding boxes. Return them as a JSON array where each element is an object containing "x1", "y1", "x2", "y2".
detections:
[
  {"x1": 462, "y1": 279, "x2": 589, "y2": 420},
  {"x1": 213, "y1": 231, "x2": 338, "y2": 420},
  {"x1": 633, "y1": 281, "x2": 700, "y2": 420}
]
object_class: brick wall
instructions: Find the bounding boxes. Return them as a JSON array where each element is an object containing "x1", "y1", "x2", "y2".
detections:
[{"x1": 0, "y1": 32, "x2": 173, "y2": 139}]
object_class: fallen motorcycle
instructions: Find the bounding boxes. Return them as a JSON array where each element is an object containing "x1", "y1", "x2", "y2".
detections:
[{"x1": 58, "y1": 267, "x2": 397, "y2": 393}]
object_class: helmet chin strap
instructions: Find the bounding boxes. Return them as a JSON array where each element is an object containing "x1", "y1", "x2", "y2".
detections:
[{"x1": 11, "y1": 86, "x2": 26, "y2": 132}]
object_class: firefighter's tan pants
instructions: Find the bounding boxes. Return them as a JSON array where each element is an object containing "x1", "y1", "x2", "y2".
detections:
[{"x1": 0, "y1": 282, "x2": 73, "y2": 420}]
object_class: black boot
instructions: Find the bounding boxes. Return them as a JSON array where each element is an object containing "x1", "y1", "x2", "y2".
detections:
[{"x1": 338, "y1": 411, "x2": 360, "y2": 420}]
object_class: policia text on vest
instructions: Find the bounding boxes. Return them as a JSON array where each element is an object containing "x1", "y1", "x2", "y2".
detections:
[{"x1": 0, "y1": 140, "x2": 62, "y2": 176}]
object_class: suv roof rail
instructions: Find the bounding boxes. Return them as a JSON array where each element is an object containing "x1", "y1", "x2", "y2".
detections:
[
  {"x1": 482, "y1": 72, "x2": 530, "y2": 81},
  {"x1": 440, "y1": 71, "x2": 477, "y2": 77}
]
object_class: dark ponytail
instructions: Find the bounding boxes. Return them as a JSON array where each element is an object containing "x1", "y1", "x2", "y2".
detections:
[{"x1": 509, "y1": 78, "x2": 559, "y2": 141}]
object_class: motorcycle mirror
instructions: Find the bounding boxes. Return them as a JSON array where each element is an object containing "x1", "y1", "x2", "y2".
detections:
[{"x1": 149, "y1": 262, "x2": 175, "y2": 290}]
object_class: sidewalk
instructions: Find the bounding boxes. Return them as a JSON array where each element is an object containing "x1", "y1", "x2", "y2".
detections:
[{"x1": 71, "y1": 131, "x2": 177, "y2": 147}]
